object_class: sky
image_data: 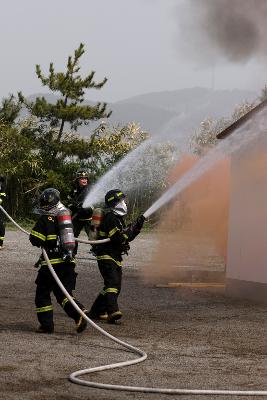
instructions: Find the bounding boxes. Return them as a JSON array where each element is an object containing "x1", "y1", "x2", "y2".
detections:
[{"x1": 1, "y1": 0, "x2": 267, "y2": 103}]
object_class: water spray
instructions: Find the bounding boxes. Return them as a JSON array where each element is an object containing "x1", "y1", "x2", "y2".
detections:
[
  {"x1": 82, "y1": 113, "x2": 193, "y2": 209},
  {"x1": 1, "y1": 203, "x2": 267, "y2": 396},
  {"x1": 83, "y1": 98, "x2": 267, "y2": 223},
  {"x1": 144, "y1": 104, "x2": 267, "y2": 219}
]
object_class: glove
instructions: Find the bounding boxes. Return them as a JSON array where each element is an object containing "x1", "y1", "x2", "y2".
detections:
[
  {"x1": 122, "y1": 241, "x2": 130, "y2": 254},
  {"x1": 135, "y1": 215, "x2": 146, "y2": 230}
]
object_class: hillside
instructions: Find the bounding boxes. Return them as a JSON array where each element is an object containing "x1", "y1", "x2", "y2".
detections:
[{"x1": 26, "y1": 87, "x2": 257, "y2": 136}]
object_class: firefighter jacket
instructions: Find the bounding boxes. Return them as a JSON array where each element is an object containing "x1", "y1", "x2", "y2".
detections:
[
  {"x1": 93, "y1": 210, "x2": 141, "y2": 262},
  {"x1": 67, "y1": 185, "x2": 93, "y2": 221},
  {"x1": 29, "y1": 214, "x2": 75, "y2": 267},
  {"x1": 0, "y1": 181, "x2": 6, "y2": 205}
]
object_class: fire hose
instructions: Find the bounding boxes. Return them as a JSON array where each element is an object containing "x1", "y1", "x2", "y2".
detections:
[{"x1": 1, "y1": 204, "x2": 267, "y2": 396}]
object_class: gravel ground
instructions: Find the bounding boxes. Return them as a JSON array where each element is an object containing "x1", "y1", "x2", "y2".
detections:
[{"x1": 0, "y1": 229, "x2": 266, "y2": 400}]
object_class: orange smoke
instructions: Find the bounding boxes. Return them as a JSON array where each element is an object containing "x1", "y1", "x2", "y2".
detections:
[{"x1": 144, "y1": 154, "x2": 230, "y2": 283}]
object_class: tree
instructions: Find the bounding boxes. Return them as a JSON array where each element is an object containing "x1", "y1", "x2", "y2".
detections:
[
  {"x1": 1, "y1": 44, "x2": 157, "y2": 218},
  {"x1": 18, "y1": 43, "x2": 111, "y2": 166},
  {"x1": 0, "y1": 94, "x2": 21, "y2": 125},
  {"x1": 85, "y1": 122, "x2": 148, "y2": 177},
  {"x1": 189, "y1": 117, "x2": 220, "y2": 156},
  {"x1": 0, "y1": 120, "x2": 45, "y2": 217},
  {"x1": 124, "y1": 141, "x2": 178, "y2": 219},
  {"x1": 6, "y1": 118, "x2": 148, "y2": 206}
]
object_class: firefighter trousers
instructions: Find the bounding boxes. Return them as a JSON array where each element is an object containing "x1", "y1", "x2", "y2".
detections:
[
  {"x1": 90, "y1": 257, "x2": 122, "y2": 317},
  {"x1": 35, "y1": 263, "x2": 85, "y2": 330},
  {"x1": 72, "y1": 218, "x2": 91, "y2": 255}
]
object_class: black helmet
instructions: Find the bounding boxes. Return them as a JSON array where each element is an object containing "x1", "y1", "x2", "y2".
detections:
[
  {"x1": 105, "y1": 189, "x2": 126, "y2": 207},
  {"x1": 76, "y1": 168, "x2": 89, "y2": 180},
  {"x1": 39, "y1": 188, "x2": 60, "y2": 210}
]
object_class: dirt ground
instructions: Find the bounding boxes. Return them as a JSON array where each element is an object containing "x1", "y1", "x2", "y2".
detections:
[{"x1": 0, "y1": 229, "x2": 266, "y2": 400}]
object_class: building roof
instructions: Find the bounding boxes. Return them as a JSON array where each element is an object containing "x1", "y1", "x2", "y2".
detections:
[{"x1": 217, "y1": 98, "x2": 267, "y2": 139}]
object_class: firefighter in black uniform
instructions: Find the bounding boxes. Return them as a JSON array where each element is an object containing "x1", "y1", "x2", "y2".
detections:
[
  {"x1": 88, "y1": 189, "x2": 145, "y2": 323},
  {"x1": 67, "y1": 168, "x2": 93, "y2": 254},
  {"x1": 0, "y1": 176, "x2": 7, "y2": 250},
  {"x1": 29, "y1": 188, "x2": 88, "y2": 334}
]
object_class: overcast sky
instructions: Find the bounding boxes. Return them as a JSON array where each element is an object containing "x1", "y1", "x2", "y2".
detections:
[{"x1": 1, "y1": 0, "x2": 266, "y2": 103}]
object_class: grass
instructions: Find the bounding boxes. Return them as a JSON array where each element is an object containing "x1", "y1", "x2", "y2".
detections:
[{"x1": 6, "y1": 219, "x2": 35, "y2": 231}]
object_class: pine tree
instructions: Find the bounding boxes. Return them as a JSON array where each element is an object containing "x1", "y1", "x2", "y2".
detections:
[
  {"x1": 18, "y1": 43, "x2": 111, "y2": 144},
  {"x1": 11, "y1": 44, "x2": 149, "y2": 213},
  {"x1": 0, "y1": 95, "x2": 21, "y2": 125}
]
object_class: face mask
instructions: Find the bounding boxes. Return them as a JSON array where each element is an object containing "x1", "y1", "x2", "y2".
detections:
[{"x1": 113, "y1": 200, "x2": 127, "y2": 216}]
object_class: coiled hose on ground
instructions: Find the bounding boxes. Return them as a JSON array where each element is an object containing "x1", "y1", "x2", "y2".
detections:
[{"x1": 1, "y1": 205, "x2": 266, "y2": 396}]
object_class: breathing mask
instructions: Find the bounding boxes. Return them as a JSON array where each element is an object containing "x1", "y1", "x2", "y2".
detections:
[{"x1": 113, "y1": 200, "x2": 127, "y2": 216}]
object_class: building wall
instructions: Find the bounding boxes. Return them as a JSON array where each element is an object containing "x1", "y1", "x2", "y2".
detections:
[{"x1": 226, "y1": 135, "x2": 267, "y2": 303}]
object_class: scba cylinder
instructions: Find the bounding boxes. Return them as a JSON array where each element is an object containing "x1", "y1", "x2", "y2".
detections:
[
  {"x1": 57, "y1": 209, "x2": 75, "y2": 256},
  {"x1": 89, "y1": 207, "x2": 104, "y2": 240}
]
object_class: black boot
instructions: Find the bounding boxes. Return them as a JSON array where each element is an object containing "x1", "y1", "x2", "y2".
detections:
[
  {"x1": 36, "y1": 325, "x2": 54, "y2": 334},
  {"x1": 75, "y1": 315, "x2": 87, "y2": 333},
  {"x1": 107, "y1": 310, "x2": 122, "y2": 324}
]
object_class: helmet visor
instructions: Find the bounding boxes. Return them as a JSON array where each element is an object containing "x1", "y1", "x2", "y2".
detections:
[{"x1": 113, "y1": 200, "x2": 127, "y2": 216}]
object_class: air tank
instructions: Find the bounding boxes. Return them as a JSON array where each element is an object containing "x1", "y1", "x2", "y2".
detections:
[
  {"x1": 57, "y1": 208, "x2": 76, "y2": 258},
  {"x1": 89, "y1": 207, "x2": 104, "y2": 240}
]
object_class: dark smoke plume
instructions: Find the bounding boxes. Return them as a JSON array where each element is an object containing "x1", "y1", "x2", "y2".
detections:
[{"x1": 175, "y1": 0, "x2": 267, "y2": 64}]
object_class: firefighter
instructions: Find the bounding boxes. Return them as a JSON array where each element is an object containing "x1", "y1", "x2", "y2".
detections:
[
  {"x1": 0, "y1": 176, "x2": 7, "y2": 250},
  {"x1": 29, "y1": 188, "x2": 88, "y2": 334},
  {"x1": 88, "y1": 189, "x2": 145, "y2": 324},
  {"x1": 67, "y1": 168, "x2": 93, "y2": 254}
]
